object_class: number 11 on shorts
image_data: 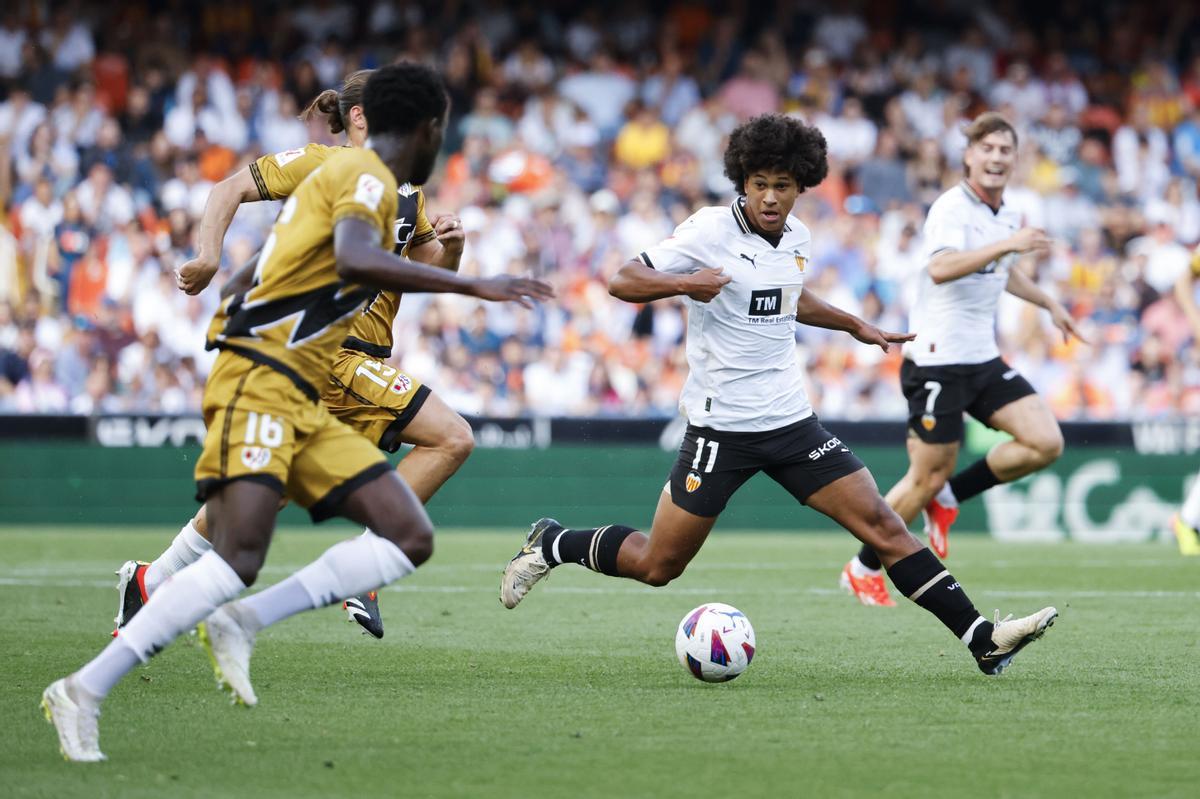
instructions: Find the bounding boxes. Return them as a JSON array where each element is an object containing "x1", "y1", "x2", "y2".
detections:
[{"x1": 691, "y1": 436, "x2": 720, "y2": 473}]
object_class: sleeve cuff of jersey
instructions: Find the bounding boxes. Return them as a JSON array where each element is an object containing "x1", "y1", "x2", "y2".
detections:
[
  {"x1": 248, "y1": 162, "x2": 272, "y2": 201},
  {"x1": 638, "y1": 251, "x2": 655, "y2": 269},
  {"x1": 410, "y1": 230, "x2": 438, "y2": 247}
]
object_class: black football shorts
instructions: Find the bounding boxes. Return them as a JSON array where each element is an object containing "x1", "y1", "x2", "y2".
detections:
[{"x1": 667, "y1": 415, "x2": 865, "y2": 517}]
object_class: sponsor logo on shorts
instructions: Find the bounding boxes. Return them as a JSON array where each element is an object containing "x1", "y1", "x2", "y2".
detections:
[
  {"x1": 808, "y1": 436, "x2": 845, "y2": 460},
  {"x1": 390, "y1": 373, "x2": 413, "y2": 394},
  {"x1": 685, "y1": 471, "x2": 703, "y2": 492},
  {"x1": 922, "y1": 414, "x2": 937, "y2": 431},
  {"x1": 240, "y1": 446, "x2": 272, "y2": 471},
  {"x1": 1002, "y1": 369, "x2": 1018, "y2": 380}
]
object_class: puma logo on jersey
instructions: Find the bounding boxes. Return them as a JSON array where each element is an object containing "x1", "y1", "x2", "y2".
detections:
[{"x1": 739, "y1": 253, "x2": 758, "y2": 267}]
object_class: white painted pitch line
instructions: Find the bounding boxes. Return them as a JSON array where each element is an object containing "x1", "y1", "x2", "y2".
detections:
[{"x1": 2, "y1": 577, "x2": 1195, "y2": 600}]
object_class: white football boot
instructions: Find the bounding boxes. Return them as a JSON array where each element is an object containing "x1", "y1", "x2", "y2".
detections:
[
  {"x1": 41, "y1": 677, "x2": 106, "y2": 762},
  {"x1": 197, "y1": 604, "x2": 258, "y2": 706},
  {"x1": 975, "y1": 607, "x2": 1058, "y2": 675},
  {"x1": 500, "y1": 518, "x2": 560, "y2": 609}
]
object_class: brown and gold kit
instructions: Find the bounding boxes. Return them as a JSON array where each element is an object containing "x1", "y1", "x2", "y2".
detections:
[
  {"x1": 252, "y1": 143, "x2": 437, "y2": 450},
  {"x1": 196, "y1": 147, "x2": 397, "y2": 518}
]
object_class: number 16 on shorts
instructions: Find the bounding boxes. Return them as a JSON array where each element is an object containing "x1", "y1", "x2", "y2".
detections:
[{"x1": 242, "y1": 411, "x2": 284, "y2": 471}]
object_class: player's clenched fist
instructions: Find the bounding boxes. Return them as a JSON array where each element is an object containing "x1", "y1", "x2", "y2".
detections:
[
  {"x1": 682, "y1": 267, "x2": 731, "y2": 302},
  {"x1": 176, "y1": 256, "x2": 220, "y2": 295},
  {"x1": 1007, "y1": 227, "x2": 1050, "y2": 255},
  {"x1": 431, "y1": 213, "x2": 465, "y2": 253}
]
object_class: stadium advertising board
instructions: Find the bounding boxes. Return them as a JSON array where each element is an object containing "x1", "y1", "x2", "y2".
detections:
[{"x1": 0, "y1": 415, "x2": 1190, "y2": 544}]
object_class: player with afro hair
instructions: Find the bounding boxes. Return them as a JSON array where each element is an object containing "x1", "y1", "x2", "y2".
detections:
[{"x1": 723, "y1": 113, "x2": 830, "y2": 196}]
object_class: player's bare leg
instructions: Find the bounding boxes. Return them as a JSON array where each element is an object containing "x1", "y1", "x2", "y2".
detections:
[
  {"x1": 982, "y1": 394, "x2": 1064, "y2": 481},
  {"x1": 394, "y1": 392, "x2": 475, "y2": 502},
  {"x1": 501, "y1": 487, "x2": 716, "y2": 607},
  {"x1": 809, "y1": 468, "x2": 1056, "y2": 674},
  {"x1": 612, "y1": 491, "x2": 717, "y2": 586},
  {"x1": 885, "y1": 435, "x2": 960, "y2": 525},
  {"x1": 921, "y1": 394, "x2": 1061, "y2": 558}
]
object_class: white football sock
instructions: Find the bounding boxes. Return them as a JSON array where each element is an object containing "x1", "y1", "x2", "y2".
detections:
[
  {"x1": 1181, "y1": 477, "x2": 1200, "y2": 530},
  {"x1": 935, "y1": 481, "x2": 958, "y2": 508},
  {"x1": 77, "y1": 551, "x2": 244, "y2": 699},
  {"x1": 849, "y1": 556, "x2": 880, "y2": 577},
  {"x1": 75, "y1": 639, "x2": 141, "y2": 702},
  {"x1": 119, "y1": 550, "x2": 246, "y2": 661},
  {"x1": 236, "y1": 531, "x2": 415, "y2": 631},
  {"x1": 144, "y1": 520, "x2": 212, "y2": 596}
]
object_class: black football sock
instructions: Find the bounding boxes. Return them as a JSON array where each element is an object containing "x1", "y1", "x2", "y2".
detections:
[
  {"x1": 947, "y1": 457, "x2": 1002, "y2": 504},
  {"x1": 541, "y1": 525, "x2": 638, "y2": 576},
  {"x1": 886, "y1": 548, "x2": 994, "y2": 655},
  {"x1": 856, "y1": 544, "x2": 882, "y2": 571}
]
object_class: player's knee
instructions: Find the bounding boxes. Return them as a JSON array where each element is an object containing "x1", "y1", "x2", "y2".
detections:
[
  {"x1": 443, "y1": 417, "x2": 475, "y2": 465},
  {"x1": 860, "y1": 499, "x2": 913, "y2": 555},
  {"x1": 394, "y1": 519, "x2": 434, "y2": 567},
  {"x1": 1030, "y1": 430, "x2": 1064, "y2": 467},
  {"x1": 641, "y1": 558, "x2": 687, "y2": 587},
  {"x1": 908, "y1": 466, "x2": 950, "y2": 500},
  {"x1": 224, "y1": 546, "x2": 267, "y2": 587}
]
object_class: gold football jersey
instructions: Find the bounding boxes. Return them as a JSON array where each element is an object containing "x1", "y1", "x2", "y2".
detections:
[
  {"x1": 345, "y1": 184, "x2": 436, "y2": 357},
  {"x1": 250, "y1": 144, "x2": 437, "y2": 358},
  {"x1": 207, "y1": 147, "x2": 397, "y2": 399}
]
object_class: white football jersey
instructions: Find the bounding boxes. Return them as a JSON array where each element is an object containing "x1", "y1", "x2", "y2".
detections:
[
  {"x1": 639, "y1": 200, "x2": 813, "y2": 432},
  {"x1": 903, "y1": 181, "x2": 1021, "y2": 366}
]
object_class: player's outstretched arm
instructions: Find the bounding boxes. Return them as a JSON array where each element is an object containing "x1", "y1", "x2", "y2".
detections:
[
  {"x1": 1004, "y1": 266, "x2": 1086, "y2": 343},
  {"x1": 928, "y1": 227, "x2": 1049, "y2": 285},
  {"x1": 333, "y1": 216, "x2": 554, "y2": 307},
  {"x1": 608, "y1": 259, "x2": 729, "y2": 303},
  {"x1": 796, "y1": 289, "x2": 915, "y2": 352},
  {"x1": 176, "y1": 167, "x2": 260, "y2": 295}
]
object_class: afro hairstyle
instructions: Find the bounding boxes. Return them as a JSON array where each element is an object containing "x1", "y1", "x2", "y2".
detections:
[
  {"x1": 362, "y1": 62, "x2": 449, "y2": 137},
  {"x1": 723, "y1": 114, "x2": 829, "y2": 194}
]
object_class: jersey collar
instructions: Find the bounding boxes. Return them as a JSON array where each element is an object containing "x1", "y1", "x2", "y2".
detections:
[
  {"x1": 731, "y1": 197, "x2": 791, "y2": 240},
  {"x1": 959, "y1": 180, "x2": 1004, "y2": 215}
]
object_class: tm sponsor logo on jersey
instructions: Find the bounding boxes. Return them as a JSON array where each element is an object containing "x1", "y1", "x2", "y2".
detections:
[
  {"x1": 808, "y1": 436, "x2": 848, "y2": 461},
  {"x1": 747, "y1": 288, "x2": 796, "y2": 324}
]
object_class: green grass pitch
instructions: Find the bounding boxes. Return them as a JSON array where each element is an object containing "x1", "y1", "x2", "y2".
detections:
[{"x1": 2, "y1": 526, "x2": 1198, "y2": 798}]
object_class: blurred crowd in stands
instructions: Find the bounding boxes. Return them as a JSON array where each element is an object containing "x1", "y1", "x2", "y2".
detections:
[{"x1": 3, "y1": 0, "x2": 1200, "y2": 420}]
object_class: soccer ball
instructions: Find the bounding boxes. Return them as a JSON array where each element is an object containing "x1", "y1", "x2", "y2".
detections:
[{"x1": 674, "y1": 603, "x2": 756, "y2": 682}]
